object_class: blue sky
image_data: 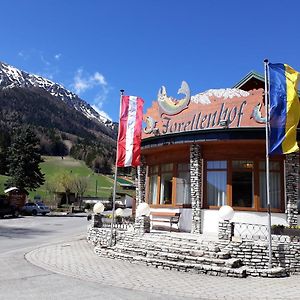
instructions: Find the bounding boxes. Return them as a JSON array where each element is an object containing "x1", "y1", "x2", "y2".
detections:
[{"x1": 1, "y1": 0, "x2": 299, "y2": 121}]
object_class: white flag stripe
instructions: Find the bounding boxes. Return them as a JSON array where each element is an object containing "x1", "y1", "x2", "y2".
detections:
[{"x1": 124, "y1": 96, "x2": 138, "y2": 166}]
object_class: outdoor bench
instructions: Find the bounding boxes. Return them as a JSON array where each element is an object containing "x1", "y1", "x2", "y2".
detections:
[{"x1": 150, "y1": 212, "x2": 181, "y2": 231}]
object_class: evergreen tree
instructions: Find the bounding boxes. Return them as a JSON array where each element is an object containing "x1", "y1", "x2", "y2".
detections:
[
  {"x1": 6, "y1": 126, "x2": 45, "y2": 191},
  {"x1": 0, "y1": 129, "x2": 11, "y2": 175}
]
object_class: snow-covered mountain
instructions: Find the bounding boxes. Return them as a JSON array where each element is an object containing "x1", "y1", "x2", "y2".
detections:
[{"x1": 0, "y1": 61, "x2": 113, "y2": 127}]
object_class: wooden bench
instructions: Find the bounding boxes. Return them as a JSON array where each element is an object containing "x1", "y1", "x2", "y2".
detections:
[{"x1": 150, "y1": 212, "x2": 181, "y2": 231}]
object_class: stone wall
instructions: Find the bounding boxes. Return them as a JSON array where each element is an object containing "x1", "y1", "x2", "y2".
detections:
[
  {"x1": 136, "y1": 156, "x2": 147, "y2": 206},
  {"x1": 223, "y1": 239, "x2": 300, "y2": 274},
  {"x1": 134, "y1": 216, "x2": 150, "y2": 235},
  {"x1": 285, "y1": 152, "x2": 299, "y2": 226},
  {"x1": 190, "y1": 144, "x2": 202, "y2": 234},
  {"x1": 87, "y1": 226, "x2": 126, "y2": 247},
  {"x1": 218, "y1": 221, "x2": 300, "y2": 274},
  {"x1": 88, "y1": 225, "x2": 300, "y2": 276},
  {"x1": 218, "y1": 221, "x2": 234, "y2": 240}
]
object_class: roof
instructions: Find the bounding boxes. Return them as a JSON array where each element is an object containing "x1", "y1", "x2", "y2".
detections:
[
  {"x1": 233, "y1": 70, "x2": 300, "y2": 96},
  {"x1": 4, "y1": 187, "x2": 19, "y2": 194},
  {"x1": 117, "y1": 177, "x2": 136, "y2": 188},
  {"x1": 232, "y1": 71, "x2": 264, "y2": 90}
]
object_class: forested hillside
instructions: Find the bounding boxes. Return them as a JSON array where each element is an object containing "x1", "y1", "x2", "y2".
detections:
[{"x1": 0, "y1": 87, "x2": 117, "y2": 174}]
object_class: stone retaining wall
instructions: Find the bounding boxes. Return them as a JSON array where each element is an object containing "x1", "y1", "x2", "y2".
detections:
[
  {"x1": 222, "y1": 239, "x2": 300, "y2": 274},
  {"x1": 87, "y1": 226, "x2": 300, "y2": 276},
  {"x1": 87, "y1": 226, "x2": 127, "y2": 247}
]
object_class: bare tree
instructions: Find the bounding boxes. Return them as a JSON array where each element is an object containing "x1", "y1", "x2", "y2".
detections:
[
  {"x1": 44, "y1": 177, "x2": 60, "y2": 207},
  {"x1": 57, "y1": 172, "x2": 74, "y2": 205},
  {"x1": 73, "y1": 176, "x2": 88, "y2": 208}
]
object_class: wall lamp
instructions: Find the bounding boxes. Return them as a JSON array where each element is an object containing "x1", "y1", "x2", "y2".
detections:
[{"x1": 219, "y1": 119, "x2": 230, "y2": 129}]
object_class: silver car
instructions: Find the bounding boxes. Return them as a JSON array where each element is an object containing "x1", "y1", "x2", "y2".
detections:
[{"x1": 22, "y1": 202, "x2": 50, "y2": 216}]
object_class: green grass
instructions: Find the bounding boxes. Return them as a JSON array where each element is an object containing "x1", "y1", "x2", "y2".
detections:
[
  {"x1": 0, "y1": 175, "x2": 9, "y2": 195},
  {"x1": 38, "y1": 156, "x2": 114, "y2": 199},
  {"x1": 0, "y1": 156, "x2": 136, "y2": 202}
]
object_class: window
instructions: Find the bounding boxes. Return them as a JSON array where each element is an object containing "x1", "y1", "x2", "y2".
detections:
[
  {"x1": 148, "y1": 166, "x2": 158, "y2": 205},
  {"x1": 147, "y1": 162, "x2": 191, "y2": 206},
  {"x1": 176, "y1": 163, "x2": 191, "y2": 205},
  {"x1": 160, "y1": 164, "x2": 173, "y2": 205},
  {"x1": 259, "y1": 161, "x2": 281, "y2": 209},
  {"x1": 205, "y1": 159, "x2": 283, "y2": 211},
  {"x1": 232, "y1": 160, "x2": 254, "y2": 208},
  {"x1": 207, "y1": 161, "x2": 227, "y2": 206}
]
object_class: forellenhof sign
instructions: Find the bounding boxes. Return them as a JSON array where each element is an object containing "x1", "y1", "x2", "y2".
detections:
[{"x1": 143, "y1": 83, "x2": 265, "y2": 139}]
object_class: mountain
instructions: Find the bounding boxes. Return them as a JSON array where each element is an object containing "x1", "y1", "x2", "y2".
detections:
[
  {"x1": 0, "y1": 61, "x2": 114, "y2": 127},
  {"x1": 0, "y1": 61, "x2": 117, "y2": 173}
]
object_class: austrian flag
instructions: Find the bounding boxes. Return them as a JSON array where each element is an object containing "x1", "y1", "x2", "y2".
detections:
[{"x1": 117, "y1": 95, "x2": 144, "y2": 167}]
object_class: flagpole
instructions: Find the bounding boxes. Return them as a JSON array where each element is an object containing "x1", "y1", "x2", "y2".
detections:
[
  {"x1": 109, "y1": 89, "x2": 124, "y2": 246},
  {"x1": 264, "y1": 59, "x2": 272, "y2": 269}
]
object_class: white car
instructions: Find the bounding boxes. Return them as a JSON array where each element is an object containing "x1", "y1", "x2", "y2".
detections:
[{"x1": 22, "y1": 202, "x2": 50, "y2": 216}]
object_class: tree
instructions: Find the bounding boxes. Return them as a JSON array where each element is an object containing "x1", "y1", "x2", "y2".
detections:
[
  {"x1": 6, "y1": 126, "x2": 45, "y2": 191},
  {"x1": 44, "y1": 177, "x2": 61, "y2": 207},
  {"x1": 73, "y1": 176, "x2": 88, "y2": 208},
  {"x1": 0, "y1": 130, "x2": 10, "y2": 175},
  {"x1": 57, "y1": 172, "x2": 74, "y2": 205}
]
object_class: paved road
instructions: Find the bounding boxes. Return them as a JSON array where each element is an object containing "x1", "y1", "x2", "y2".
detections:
[
  {"x1": 1, "y1": 216, "x2": 300, "y2": 299},
  {"x1": 0, "y1": 216, "x2": 182, "y2": 300},
  {"x1": 0, "y1": 215, "x2": 87, "y2": 253},
  {"x1": 26, "y1": 237, "x2": 300, "y2": 300}
]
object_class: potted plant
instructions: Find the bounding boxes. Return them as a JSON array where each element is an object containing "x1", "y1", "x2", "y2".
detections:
[{"x1": 271, "y1": 225, "x2": 300, "y2": 237}]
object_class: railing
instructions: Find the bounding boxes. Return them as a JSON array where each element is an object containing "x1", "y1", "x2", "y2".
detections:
[
  {"x1": 233, "y1": 222, "x2": 300, "y2": 243},
  {"x1": 101, "y1": 218, "x2": 134, "y2": 230},
  {"x1": 233, "y1": 222, "x2": 269, "y2": 241}
]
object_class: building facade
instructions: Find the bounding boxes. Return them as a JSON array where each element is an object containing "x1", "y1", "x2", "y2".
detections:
[{"x1": 138, "y1": 72, "x2": 300, "y2": 234}]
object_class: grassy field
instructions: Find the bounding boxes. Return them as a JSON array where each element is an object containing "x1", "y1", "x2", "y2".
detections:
[
  {"x1": 0, "y1": 175, "x2": 9, "y2": 195},
  {"x1": 0, "y1": 156, "x2": 134, "y2": 202}
]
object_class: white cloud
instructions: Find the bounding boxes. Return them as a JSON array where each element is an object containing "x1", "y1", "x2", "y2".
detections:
[
  {"x1": 40, "y1": 55, "x2": 50, "y2": 66},
  {"x1": 93, "y1": 72, "x2": 107, "y2": 85},
  {"x1": 73, "y1": 69, "x2": 89, "y2": 94},
  {"x1": 54, "y1": 53, "x2": 61, "y2": 60},
  {"x1": 92, "y1": 105, "x2": 112, "y2": 121},
  {"x1": 71, "y1": 68, "x2": 112, "y2": 121},
  {"x1": 17, "y1": 50, "x2": 30, "y2": 60},
  {"x1": 72, "y1": 69, "x2": 108, "y2": 93}
]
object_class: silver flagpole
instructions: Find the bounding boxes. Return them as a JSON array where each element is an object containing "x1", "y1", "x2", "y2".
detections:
[
  {"x1": 110, "y1": 89, "x2": 124, "y2": 246},
  {"x1": 264, "y1": 59, "x2": 272, "y2": 268}
]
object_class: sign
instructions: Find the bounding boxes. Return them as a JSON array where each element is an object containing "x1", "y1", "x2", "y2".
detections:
[{"x1": 143, "y1": 83, "x2": 265, "y2": 139}]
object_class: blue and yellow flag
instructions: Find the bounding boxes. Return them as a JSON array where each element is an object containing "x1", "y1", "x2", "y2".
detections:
[{"x1": 269, "y1": 63, "x2": 300, "y2": 155}]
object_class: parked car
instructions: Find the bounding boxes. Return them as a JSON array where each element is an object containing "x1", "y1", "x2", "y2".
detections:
[{"x1": 22, "y1": 202, "x2": 50, "y2": 216}]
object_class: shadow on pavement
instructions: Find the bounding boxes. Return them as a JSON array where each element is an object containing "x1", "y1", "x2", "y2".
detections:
[{"x1": 0, "y1": 225, "x2": 52, "y2": 239}]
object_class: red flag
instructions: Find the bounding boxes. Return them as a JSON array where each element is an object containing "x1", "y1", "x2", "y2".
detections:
[{"x1": 117, "y1": 95, "x2": 144, "y2": 167}]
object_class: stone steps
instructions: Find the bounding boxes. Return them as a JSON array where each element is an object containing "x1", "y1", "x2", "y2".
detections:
[
  {"x1": 112, "y1": 244, "x2": 242, "y2": 268},
  {"x1": 89, "y1": 229, "x2": 290, "y2": 278},
  {"x1": 120, "y1": 234, "x2": 231, "y2": 258},
  {"x1": 94, "y1": 232, "x2": 247, "y2": 278},
  {"x1": 116, "y1": 241, "x2": 231, "y2": 259},
  {"x1": 95, "y1": 247, "x2": 247, "y2": 278},
  {"x1": 121, "y1": 235, "x2": 223, "y2": 252}
]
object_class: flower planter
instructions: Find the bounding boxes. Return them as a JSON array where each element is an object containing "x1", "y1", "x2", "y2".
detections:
[{"x1": 271, "y1": 227, "x2": 300, "y2": 237}]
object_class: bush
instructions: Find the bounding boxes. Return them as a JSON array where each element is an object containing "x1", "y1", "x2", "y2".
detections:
[{"x1": 84, "y1": 202, "x2": 95, "y2": 211}]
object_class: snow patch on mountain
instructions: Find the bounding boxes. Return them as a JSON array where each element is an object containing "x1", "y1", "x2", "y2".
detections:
[{"x1": 0, "y1": 61, "x2": 113, "y2": 128}]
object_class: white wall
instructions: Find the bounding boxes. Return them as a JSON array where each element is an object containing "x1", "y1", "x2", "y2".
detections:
[
  {"x1": 150, "y1": 208, "x2": 290, "y2": 234},
  {"x1": 201, "y1": 209, "x2": 288, "y2": 234}
]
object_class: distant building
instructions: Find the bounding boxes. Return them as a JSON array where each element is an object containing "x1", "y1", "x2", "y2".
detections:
[
  {"x1": 82, "y1": 192, "x2": 134, "y2": 209},
  {"x1": 117, "y1": 177, "x2": 136, "y2": 190},
  {"x1": 4, "y1": 187, "x2": 28, "y2": 209}
]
